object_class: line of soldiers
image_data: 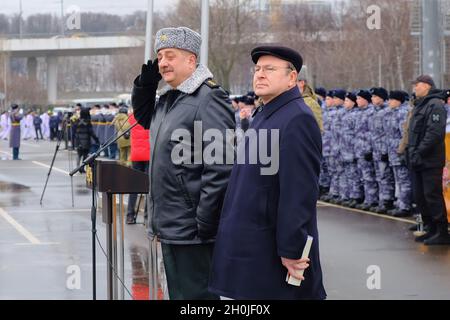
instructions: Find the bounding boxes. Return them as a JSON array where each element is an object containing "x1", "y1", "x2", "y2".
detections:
[
  {"x1": 316, "y1": 87, "x2": 420, "y2": 217},
  {"x1": 70, "y1": 103, "x2": 119, "y2": 158}
]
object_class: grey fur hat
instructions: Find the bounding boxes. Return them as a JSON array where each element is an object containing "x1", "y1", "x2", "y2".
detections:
[{"x1": 154, "y1": 27, "x2": 201, "y2": 57}]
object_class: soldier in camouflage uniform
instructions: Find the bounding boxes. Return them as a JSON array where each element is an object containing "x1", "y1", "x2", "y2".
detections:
[
  {"x1": 369, "y1": 87, "x2": 395, "y2": 214},
  {"x1": 385, "y1": 91, "x2": 413, "y2": 217},
  {"x1": 319, "y1": 89, "x2": 332, "y2": 198},
  {"x1": 339, "y1": 92, "x2": 364, "y2": 207},
  {"x1": 328, "y1": 89, "x2": 347, "y2": 204},
  {"x1": 354, "y1": 90, "x2": 379, "y2": 210}
]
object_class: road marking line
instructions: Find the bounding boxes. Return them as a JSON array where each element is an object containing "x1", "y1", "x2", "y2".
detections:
[
  {"x1": 11, "y1": 209, "x2": 90, "y2": 214},
  {"x1": 0, "y1": 208, "x2": 42, "y2": 244},
  {"x1": 15, "y1": 242, "x2": 60, "y2": 246},
  {"x1": 317, "y1": 201, "x2": 416, "y2": 224},
  {"x1": 32, "y1": 161, "x2": 69, "y2": 175}
]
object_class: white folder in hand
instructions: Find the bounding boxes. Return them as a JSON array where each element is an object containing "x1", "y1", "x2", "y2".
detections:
[{"x1": 286, "y1": 235, "x2": 313, "y2": 287}]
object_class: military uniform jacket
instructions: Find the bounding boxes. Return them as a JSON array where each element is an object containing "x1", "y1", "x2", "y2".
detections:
[
  {"x1": 132, "y1": 64, "x2": 235, "y2": 244},
  {"x1": 407, "y1": 89, "x2": 447, "y2": 171}
]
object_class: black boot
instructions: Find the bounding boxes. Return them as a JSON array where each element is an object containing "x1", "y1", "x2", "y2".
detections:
[
  {"x1": 360, "y1": 202, "x2": 377, "y2": 211},
  {"x1": 126, "y1": 214, "x2": 136, "y2": 225},
  {"x1": 415, "y1": 225, "x2": 437, "y2": 242},
  {"x1": 424, "y1": 224, "x2": 450, "y2": 245},
  {"x1": 384, "y1": 200, "x2": 395, "y2": 211},
  {"x1": 348, "y1": 198, "x2": 364, "y2": 208}
]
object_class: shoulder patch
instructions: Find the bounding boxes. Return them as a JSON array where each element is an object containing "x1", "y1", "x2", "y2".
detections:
[
  {"x1": 204, "y1": 79, "x2": 220, "y2": 89},
  {"x1": 432, "y1": 114, "x2": 441, "y2": 123}
]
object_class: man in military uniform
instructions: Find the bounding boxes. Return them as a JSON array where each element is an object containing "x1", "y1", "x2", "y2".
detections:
[
  {"x1": 297, "y1": 70, "x2": 323, "y2": 132},
  {"x1": 89, "y1": 105, "x2": 101, "y2": 154},
  {"x1": 328, "y1": 89, "x2": 346, "y2": 204},
  {"x1": 319, "y1": 90, "x2": 334, "y2": 199},
  {"x1": 407, "y1": 75, "x2": 450, "y2": 245},
  {"x1": 9, "y1": 104, "x2": 23, "y2": 160},
  {"x1": 340, "y1": 92, "x2": 363, "y2": 207},
  {"x1": 369, "y1": 87, "x2": 395, "y2": 213},
  {"x1": 354, "y1": 90, "x2": 379, "y2": 210},
  {"x1": 132, "y1": 26, "x2": 235, "y2": 299},
  {"x1": 385, "y1": 91, "x2": 413, "y2": 217},
  {"x1": 315, "y1": 87, "x2": 327, "y2": 109}
]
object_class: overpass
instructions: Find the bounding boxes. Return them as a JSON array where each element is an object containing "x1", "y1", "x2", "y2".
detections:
[{"x1": 0, "y1": 36, "x2": 145, "y2": 103}]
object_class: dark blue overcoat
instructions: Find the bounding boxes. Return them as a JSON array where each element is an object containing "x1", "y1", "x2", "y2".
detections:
[{"x1": 209, "y1": 86, "x2": 326, "y2": 300}]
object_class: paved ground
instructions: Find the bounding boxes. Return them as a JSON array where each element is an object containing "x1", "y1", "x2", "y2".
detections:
[{"x1": 0, "y1": 139, "x2": 449, "y2": 300}]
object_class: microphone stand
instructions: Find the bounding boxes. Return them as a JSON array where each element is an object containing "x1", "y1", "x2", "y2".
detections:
[{"x1": 69, "y1": 121, "x2": 138, "y2": 300}]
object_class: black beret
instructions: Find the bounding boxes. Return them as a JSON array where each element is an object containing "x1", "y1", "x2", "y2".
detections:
[
  {"x1": 400, "y1": 90, "x2": 410, "y2": 102},
  {"x1": 356, "y1": 90, "x2": 372, "y2": 103},
  {"x1": 333, "y1": 89, "x2": 347, "y2": 100},
  {"x1": 11, "y1": 104, "x2": 19, "y2": 110},
  {"x1": 326, "y1": 90, "x2": 334, "y2": 98},
  {"x1": 445, "y1": 89, "x2": 450, "y2": 100},
  {"x1": 345, "y1": 92, "x2": 357, "y2": 104},
  {"x1": 251, "y1": 45, "x2": 303, "y2": 72},
  {"x1": 370, "y1": 87, "x2": 388, "y2": 101},
  {"x1": 119, "y1": 106, "x2": 128, "y2": 114},
  {"x1": 315, "y1": 87, "x2": 327, "y2": 98},
  {"x1": 244, "y1": 97, "x2": 255, "y2": 106},
  {"x1": 389, "y1": 90, "x2": 406, "y2": 104}
]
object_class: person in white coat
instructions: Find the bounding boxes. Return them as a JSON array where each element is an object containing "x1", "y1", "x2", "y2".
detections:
[
  {"x1": 0, "y1": 111, "x2": 10, "y2": 140},
  {"x1": 40, "y1": 111, "x2": 50, "y2": 140},
  {"x1": 22, "y1": 111, "x2": 34, "y2": 140}
]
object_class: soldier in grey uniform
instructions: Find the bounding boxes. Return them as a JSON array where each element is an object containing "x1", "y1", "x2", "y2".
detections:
[
  {"x1": 354, "y1": 90, "x2": 379, "y2": 210},
  {"x1": 319, "y1": 90, "x2": 333, "y2": 199},
  {"x1": 340, "y1": 92, "x2": 363, "y2": 206},
  {"x1": 369, "y1": 87, "x2": 395, "y2": 213},
  {"x1": 328, "y1": 89, "x2": 346, "y2": 204},
  {"x1": 385, "y1": 91, "x2": 413, "y2": 217}
]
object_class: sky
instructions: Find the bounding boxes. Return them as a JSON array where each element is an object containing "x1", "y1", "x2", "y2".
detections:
[{"x1": 1, "y1": 0, "x2": 179, "y2": 17}]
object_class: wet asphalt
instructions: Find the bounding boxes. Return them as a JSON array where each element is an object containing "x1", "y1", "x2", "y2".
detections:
[{"x1": 0, "y1": 139, "x2": 449, "y2": 300}]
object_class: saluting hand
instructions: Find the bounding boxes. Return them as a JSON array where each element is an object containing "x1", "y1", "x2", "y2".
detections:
[
  {"x1": 281, "y1": 257, "x2": 310, "y2": 281},
  {"x1": 139, "y1": 58, "x2": 162, "y2": 87}
]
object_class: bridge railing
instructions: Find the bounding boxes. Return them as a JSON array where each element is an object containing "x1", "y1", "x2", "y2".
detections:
[{"x1": 0, "y1": 31, "x2": 145, "y2": 39}]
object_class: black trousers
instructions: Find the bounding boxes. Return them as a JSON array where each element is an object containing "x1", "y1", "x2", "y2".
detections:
[
  {"x1": 161, "y1": 243, "x2": 219, "y2": 300},
  {"x1": 411, "y1": 168, "x2": 449, "y2": 226},
  {"x1": 35, "y1": 126, "x2": 43, "y2": 139},
  {"x1": 77, "y1": 148, "x2": 89, "y2": 172}
]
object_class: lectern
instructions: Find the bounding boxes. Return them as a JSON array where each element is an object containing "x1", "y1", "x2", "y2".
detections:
[{"x1": 87, "y1": 159, "x2": 148, "y2": 300}]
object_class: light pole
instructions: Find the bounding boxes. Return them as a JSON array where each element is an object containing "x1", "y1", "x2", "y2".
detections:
[
  {"x1": 200, "y1": 0, "x2": 209, "y2": 67},
  {"x1": 422, "y1": 0, "x2": 442, "y2": 87},
  {"x1": 19, "y1": 0, "x2": 23, "y2": 38},
  {"x1": 60, "y1": 0, "x2": 65, "y2": 36},
  {"x1": 144, "y1": 0, "x2": 154, "y2": 62}
]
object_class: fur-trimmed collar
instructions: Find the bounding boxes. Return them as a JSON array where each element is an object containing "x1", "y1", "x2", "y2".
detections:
[{"x1": 158, "y1": 64, "x2": 213, "y2": 96}]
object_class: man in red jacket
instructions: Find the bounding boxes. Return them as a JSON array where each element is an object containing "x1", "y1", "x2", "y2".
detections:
[{"x1": 127, "y1": 113, "x2": 150, "y2": 224}]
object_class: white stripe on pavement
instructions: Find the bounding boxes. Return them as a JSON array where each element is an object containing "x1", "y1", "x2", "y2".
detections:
[
  {"x1": 32, "y1": 161, "x2": 70, "y2": 175},
  {"x1": 0, "y1": 207, "x2": 42, "y2": 244}
]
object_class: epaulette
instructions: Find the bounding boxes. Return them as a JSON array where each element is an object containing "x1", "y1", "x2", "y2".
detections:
[{"x1": 204, "y1": 79, "x2": 220, "y2": 89}]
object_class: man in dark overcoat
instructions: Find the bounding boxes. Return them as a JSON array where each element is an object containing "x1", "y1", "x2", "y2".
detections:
[{"x1": 209, "y1": 46, "x2": 326, "y2": 300}]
